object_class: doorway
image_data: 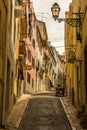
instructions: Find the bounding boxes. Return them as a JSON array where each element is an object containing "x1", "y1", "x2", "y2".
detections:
[
  {"x1": 84, "y1": 47, "x2": 87, "y2": 103},
  {"x1": 5, "y1": 59, "x2": 10, "y2": 115}
]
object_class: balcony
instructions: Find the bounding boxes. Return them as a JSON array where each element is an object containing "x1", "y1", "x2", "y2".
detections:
[
  {"x1": 43, "y1": 53, "x2": 47, "y2": 61},
  {"x1": 15, "y1": 6, "x2": 23, "y2": 18},
  {"x1": 41, "y1": 63, "x2": 45, "y2": 72},
  {"x1": 20, "y1": 17, "x2": 27, "y2": 39},
  {"x1": 15, "y1": 0, "x2": 23, "y2": 5},
  {"x1": 19, "y1": 41, "x2": 25, "y2": 55},
  {"x1": 15, "y1": 0, "x2": 23, "y2": 18},
  {"x1": 67, "y1": 50, "x2": 75, "y2": 63},
  {"x1": 25, "y1": 64, "x2": 32, "y2": 70},
  {"x1": 38, "y1": 69, "x2": 43, "y2": 78},
  {"x1": 36, "y1": 60, "x2": 39, "y2": 70}
]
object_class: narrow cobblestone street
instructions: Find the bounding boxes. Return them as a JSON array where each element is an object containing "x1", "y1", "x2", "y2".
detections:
[
  {"x1": 1, "y1": 0, "x2": 87, "y2": 129},
  {"x1": 17, "y1": 91, "x2": 71, "y2": 130},
  {"x1": 3, "y1": 90, "x2": 83, "y2": 130}
]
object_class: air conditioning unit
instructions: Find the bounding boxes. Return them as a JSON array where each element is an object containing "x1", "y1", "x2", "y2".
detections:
[{"x1": 67, "y1": 50, "x2": 75, "y2": 63}]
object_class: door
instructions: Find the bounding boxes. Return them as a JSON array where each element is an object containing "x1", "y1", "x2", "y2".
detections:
[{"x1": 84, "y1": 47, "x2": 87, "y2": 103}]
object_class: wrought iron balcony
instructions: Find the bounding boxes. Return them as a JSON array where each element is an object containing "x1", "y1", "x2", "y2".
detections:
[{"x1": 15, "y1": 0, "x2": 23, "y2": 18}]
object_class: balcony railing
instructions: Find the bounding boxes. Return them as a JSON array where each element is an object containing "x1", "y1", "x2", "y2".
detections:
[
  {"x1": 15, "y1": 0, "x2": 23, "y2": 5},
  {"x1": 67, "y1": 50, "x2": 75, "y2": 63},
  {"x1": 19, "y1": 41, "x2": 25, "y2": 55},
  {"x1": 15, "y1": 0, "x2": 23, "y2": 18},
  {"x1": 20, "y1": 17, "x2": 27, "y2": 39}
]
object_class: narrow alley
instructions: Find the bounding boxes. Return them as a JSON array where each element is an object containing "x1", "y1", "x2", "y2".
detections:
[
  {"x1": 17, "y1": 91, "x2": 71, "y2": 130},
  {"x1": 5, "y1": 91, "x2": 72, "y2": 130},
  {"x1": 0, "y1": 0, "x2": 87, "y2": 130}
]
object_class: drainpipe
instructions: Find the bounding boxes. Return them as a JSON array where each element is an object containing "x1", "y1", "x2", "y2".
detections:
[{"x1": 1, "y1": 0, "x2": 7, "y2": 127}]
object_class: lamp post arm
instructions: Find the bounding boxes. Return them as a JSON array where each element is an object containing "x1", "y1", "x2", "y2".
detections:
[
  {"x1": 58, "y1": 18, "x2": 80, "y2": 27},
  {"x1": 57, "y1": 12, "x2": 84, "y2": 27}
]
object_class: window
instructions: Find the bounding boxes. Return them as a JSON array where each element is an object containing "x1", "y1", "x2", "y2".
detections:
[
  {"x1": 15, "y1": 0, "x2": 22, "y2": 5},
  {"x1": 10, "y1": 1, "x2": 12, "y2": 26},
  {"x1": 32, "y1": 78, "x2": 34, "y2": 88},
  {"x1": 32, "y1": 39, "x2": 35, "y2": 49},
  {"x1": 11, "y1": 72, "x2": 13, "y2": 94},
  {"x1": 32, "y1": 57, "x2": 35, "y2": 68},
  {"x1": 28, "y1": 13, "x2": 32, "y2": 37},
  {"x1": 17, "y1": 22, "x2": 20, "y2": 36},
  {"x1": 28, "y1": 49, "x2": 31, "y2": 62},
  {"x1": 27, "y1": 72, "x2": 30, "y2": 84},
  {"x1": 0, "y1": 12, "x2": 1, "y2": 35}
]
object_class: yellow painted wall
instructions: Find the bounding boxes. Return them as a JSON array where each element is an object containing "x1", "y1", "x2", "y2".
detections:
[
  {"x1": 0, "y1": 0, "x2": 7, "y2": 124},
  {"x1": 80, "y1": 0, "x2": 87, "y2": 106}
]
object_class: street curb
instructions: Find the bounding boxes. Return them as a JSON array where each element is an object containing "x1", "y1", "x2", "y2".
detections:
[
  {"x1": 5, "y1": 94, "x2": 31, "y2": 130},
  {"x1": 60, "y1": 97, "x2": 76, "y2": 130},
  {"x1": 15, "y1": 95, "x2": 31, "y2": 128}
]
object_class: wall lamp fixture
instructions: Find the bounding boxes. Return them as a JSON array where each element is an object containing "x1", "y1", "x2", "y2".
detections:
[
  {"x1": 51, "y1": 2, "x2": 84, "y2": 42},
  {"x1": 51, "y1": 2, "x2": 84, "y2": 28}
]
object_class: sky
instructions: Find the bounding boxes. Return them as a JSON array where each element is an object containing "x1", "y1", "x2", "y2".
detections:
[{"x1": 32, "y1": 0, "x2": 72, "y2": 54}]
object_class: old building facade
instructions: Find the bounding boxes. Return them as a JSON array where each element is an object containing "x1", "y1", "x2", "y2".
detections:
[
  {"x1": 23, "y1": 1, "x2": 36, "y2": 94},
  {"x1": 65, "y1": 0, "x2": 87, "y2": 127},
  {"x1": 0, "y1": 0, "x2": 16, "y2": 126},
  {"x1": 36, "y1": 20, "x2": 48, "y2": 92},
  {"x1": 4, "y1": 0, "x2": 15, "y2": 125}
]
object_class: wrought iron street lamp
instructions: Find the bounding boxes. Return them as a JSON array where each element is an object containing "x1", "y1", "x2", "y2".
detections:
[
  {"x1": 51, "y1": 3, "x2": 60, "y2": 21},
  {"x1": 51, "y1": 2, "x2": 84, "y2": 62},
  {"x1": 51, "y1": 2, "x2": 84, "y2": 42},
  {"x1": 51, "y1": 2, "x2": 84, "y2": 28}
]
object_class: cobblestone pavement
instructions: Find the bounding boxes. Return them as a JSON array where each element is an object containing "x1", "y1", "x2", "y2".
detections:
[
  {"x1": 1, "y1": 91, "x2": 86, "y2": 130},
  {"x1": 17, "y1": 92, "x2": 71, "y2": 130}
]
